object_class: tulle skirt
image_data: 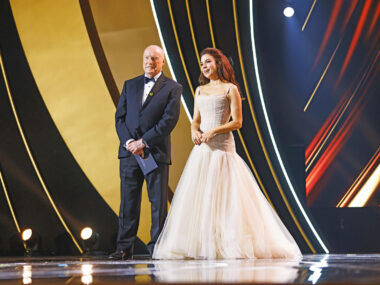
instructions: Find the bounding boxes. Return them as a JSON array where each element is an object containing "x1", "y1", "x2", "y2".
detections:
[{"x1": 153, "y1": 143, "x2": 302, "y2": 259}]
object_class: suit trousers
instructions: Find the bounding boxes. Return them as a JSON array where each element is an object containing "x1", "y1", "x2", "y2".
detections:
[{"x1": 116, "y1": 155, "x2": 169, "y2": 255}]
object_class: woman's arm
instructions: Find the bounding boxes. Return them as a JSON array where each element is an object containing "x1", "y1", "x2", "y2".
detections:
[
  {"x1": 191, "y1": 87, "x2": 203, "y2": 145},
  {"x1": 202, "y1": 84, "x2": 242, "y2": 143}
]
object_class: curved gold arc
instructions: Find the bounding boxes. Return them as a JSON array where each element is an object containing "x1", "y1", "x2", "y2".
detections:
[
  {"x1": 10, "y1": 0, "x2": 119, "y2": 221},
  {"x1": 0, "y1": 50, "x2": 83, "y2": 254},
  {"x1": 0, "y1": 167, "x2": 21, "y2": 233},
  {"x1": 185, "y1": 0, "x2": 201, "y2": 67},
  {"x1": 0, "y1": 167, "x2": 26, "y2": 250},
  {"x1": 232, "y1": 0, "x2": 315, "y2": 252},
  {"x1": 167, "y1": 0, "x2": 194, "y2": 96},
  {"x1": 203, "y1": 0, "x2": 274, "y2": 207},
  {"x1": 206, "y1": 0, "x2": 216, "y2": 48}
]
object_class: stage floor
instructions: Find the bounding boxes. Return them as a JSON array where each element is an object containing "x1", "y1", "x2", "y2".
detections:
[{"x1": 0, "y1": 254, "x2": 379, "y2": 284}]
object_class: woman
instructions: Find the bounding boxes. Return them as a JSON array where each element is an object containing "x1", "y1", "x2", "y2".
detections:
[{"x1": 153, "y1": 48, "x2": 302, "y2": 259}]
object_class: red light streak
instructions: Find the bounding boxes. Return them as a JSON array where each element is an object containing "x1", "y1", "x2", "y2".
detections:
[
  {"x1": 306, "y1": 100, "x2": 365, "y2": 196},
  {"x1": 366, "y1": 1, "x2": 380, "y2": 40},
  {"x1": 314, "y1": 0, "x2": 343, "y2": 68},
  {"x1": 341, "y1": 0, "x2": 359, "y2": 33},
  {"x1": 306, "y1": 62, "x2": 378, "y2": 197},
  {"x1": 305, "y1": 96, "x2": 346, "y2": 165},
  {"x1": 336, "y1": 0, "x2": 373, "y2": 88}
]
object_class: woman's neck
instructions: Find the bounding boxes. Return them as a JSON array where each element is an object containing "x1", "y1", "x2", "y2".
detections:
[{"x1": 209, "y1": 78, "x2": 221, "y2": 85}]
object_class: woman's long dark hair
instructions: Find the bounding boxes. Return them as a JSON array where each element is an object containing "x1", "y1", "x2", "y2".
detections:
[{"x1": 198, "y1": 48, "x2": 243, "y2": 98}]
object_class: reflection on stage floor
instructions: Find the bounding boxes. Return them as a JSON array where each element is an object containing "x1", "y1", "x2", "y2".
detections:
[{"x1": 0, "y1": 254, "x2": 380, "y2": 284}]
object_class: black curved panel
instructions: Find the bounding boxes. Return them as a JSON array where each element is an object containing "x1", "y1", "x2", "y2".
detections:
[
  {"x1": 187, "y1": 0, "x2": 213, "y2": 50},
  {"x1": 152, "y1": 0, "x2": 195, "y2": 113},
  {"x1": 0, "y1": 0, "x2": 118, "y2": 255},
  {"x1": 0, "y1": 57, "x2": 69, "y2": 255},
  {"x1": 0, "y1": 165, "x2": 22, "y2": 255},
  {"x1": 170, "y1": 0, "x2": 202, "y2": 88},
  {"x1": 79, "y1": 0, "x2": 120, "y2": 107}
]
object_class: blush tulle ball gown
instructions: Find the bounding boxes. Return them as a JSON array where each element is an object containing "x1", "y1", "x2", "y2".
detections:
[{"x1": 153, "y1": 92, "x2": 302, "y2": 259}]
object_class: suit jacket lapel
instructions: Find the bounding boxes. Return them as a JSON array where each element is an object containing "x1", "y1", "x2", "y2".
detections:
[
  {"x1": 135, "y1": 75, "x2": 145, "y2": 109},
  {"x1": 142, "y1": 73, "x2": 166, "y2": 109},
  {"x1": 141, "y1": 73, "x2": 166, "y2": 110}
]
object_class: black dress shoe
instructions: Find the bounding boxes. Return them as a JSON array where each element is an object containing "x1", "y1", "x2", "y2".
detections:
[{"x1": 108, "y1": 250, "x2": 132, "y2": 260}]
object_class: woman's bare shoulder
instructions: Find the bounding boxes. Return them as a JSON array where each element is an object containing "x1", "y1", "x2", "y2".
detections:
[
  {"x1": 224, "y1": 82, "x2": 238, "y2": 96},
  {"x1": 195, "y1": 85, "x2": 202, "y2": 96}
]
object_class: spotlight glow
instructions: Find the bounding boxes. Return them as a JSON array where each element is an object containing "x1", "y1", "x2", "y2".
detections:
[
  {"x1": 80, "y1": 227, "x2": 93, "y2": 240},
  {"x1": 81, "y1": 264, "x2": 93, "y2": 284},
  {"x1": 81, "y1": 264, "x2": 93, "y2": 275},
  {"x1": 284, "y1": 7, "x2": 295, "y2": 17},
  {"x1": 22, "y1": 229, "x2": 32, "y2": 241},
  {"x1": 22, "y1": 265, "x2": 32, "y2": 285}
]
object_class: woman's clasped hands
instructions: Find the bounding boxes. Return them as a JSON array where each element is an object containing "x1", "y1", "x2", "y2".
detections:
[{"x1": 191, "y1": 129, "x2": 215, "y2": 145}]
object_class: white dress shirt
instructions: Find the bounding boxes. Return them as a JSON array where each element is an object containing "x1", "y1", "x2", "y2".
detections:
[
  {"x1": 142, "y1": 72, "x2": 162, "y2": 104},
  {"x1": 124, "y1": 72, "x2": 162, "y2": 148}
]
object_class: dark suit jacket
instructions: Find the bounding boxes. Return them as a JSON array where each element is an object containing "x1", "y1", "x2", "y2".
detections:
[{"x1": 115, "y1": 73, "x2": 182, "y2": 164}]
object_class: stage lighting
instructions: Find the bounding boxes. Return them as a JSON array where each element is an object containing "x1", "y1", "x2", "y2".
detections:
[
  {"x1": 80, "y1": 227, "x2": 100, "y2": 255},
  {"x1": 81, "y1": 264, "x2": 93, "y2": 285},
  {"x1": 22, "y1": 265, "x2": 32, "y2": 284},
  {"x1": 21, "y1": 228, "x2": 41, "y2": 256},
  {"x1": 22, "y1": 229, "x2": 32, "y2": 241},
  {"x1": 283, "y1": 7, "x2": 294, "y2": 17},
  {"x1": 81, "y1": 227, "x2": 93, "y2": 240}
]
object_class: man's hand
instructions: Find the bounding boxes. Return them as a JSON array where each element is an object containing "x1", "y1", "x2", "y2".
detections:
[
  {"x1": 135, "y1": 149, "x2": 144, "y2": 158},
  {"x1": 127, "y1": 138, "x2": 146, "y2": 156}
]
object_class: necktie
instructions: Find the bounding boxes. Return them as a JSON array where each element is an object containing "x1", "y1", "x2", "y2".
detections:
[{"x1": 144, "y1": 76, "x2": 155, "y2": 84}]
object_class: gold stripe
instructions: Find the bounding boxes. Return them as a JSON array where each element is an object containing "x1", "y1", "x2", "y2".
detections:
[
  {"x1": 0, "y1": 169, "x2": 21, "y2": 233},
  {"x1": 0, "y1": 168, "x2": 27, "y2": 250},
  {"x1": 206, "y1": 0, "x2": 216, "y2": 48},
  {"x1": 337, "y1": 147, "x2": 380, "y2": 207},
  {"x1": 185, "y1": 0, "x2": 201, "y2": 67},
  {"x1": 0, "y1": 168, "x2": 25, "y2": 248},
  {"x1": 304, "y1": 40, "x2": 341, "y2": 112},
  {"x1": 203, "y1": 0, "x2": 274, "y2": 207},
  {"x1": 0, "y1": 50, "x2": 83, "y2": 254},
  {"x1": 167, "y1": 0, "x2": 194, "y2": 96},
  {"x1": 302, "y1": 0, "x2": 318, "y2": 31},
  {"x1": 232, "y1": 0, "x2": 316, "y2": 252}
]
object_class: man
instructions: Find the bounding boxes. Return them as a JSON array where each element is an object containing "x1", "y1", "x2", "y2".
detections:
[{"x1": 110, "y1": 45, "x2": 182, "y2": 259}]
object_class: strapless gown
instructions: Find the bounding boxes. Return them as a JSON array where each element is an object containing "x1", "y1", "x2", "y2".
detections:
[{"x1": 153, "y1": 93, "x2": 302, "y2": 259}]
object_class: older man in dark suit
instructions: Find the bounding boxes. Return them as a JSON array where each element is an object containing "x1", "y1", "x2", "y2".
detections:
[{"x1": 110, "y1": 45, "x2": 182, "y2": 259}]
